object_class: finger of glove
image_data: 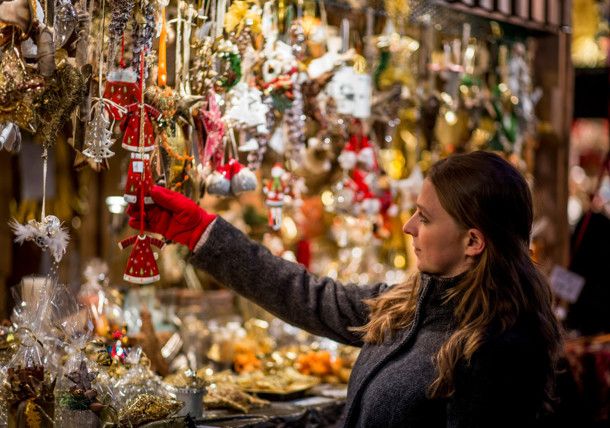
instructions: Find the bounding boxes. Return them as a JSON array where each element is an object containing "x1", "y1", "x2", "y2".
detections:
[
  {"x1": 127, "y1": 203, "x2": 142, "y2": 218},
  {"x1": 150, "y1": 185, "x2": 197, "y2": 213},
  {"x1": 128, "y1": 206, "x2": 171, "y2": 235}
]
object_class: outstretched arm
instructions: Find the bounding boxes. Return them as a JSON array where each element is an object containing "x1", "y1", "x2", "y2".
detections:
[{"x1": 190, "y1": 217, "x2": 389, "y2": 346}]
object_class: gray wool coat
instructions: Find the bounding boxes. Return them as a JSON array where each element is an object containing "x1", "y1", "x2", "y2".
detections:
[{"x1": 190, "y1": 218, "x2": 547, "y2": 427}]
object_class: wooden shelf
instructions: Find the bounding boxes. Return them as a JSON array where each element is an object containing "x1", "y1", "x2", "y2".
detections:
[{"x1": 433, "y1": 0, "x2": 567, "y2": 35}]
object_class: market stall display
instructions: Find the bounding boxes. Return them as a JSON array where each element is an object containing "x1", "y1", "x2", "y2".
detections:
[{"x1": 0, "y1": 0, "x2": 574, "y2": 426}]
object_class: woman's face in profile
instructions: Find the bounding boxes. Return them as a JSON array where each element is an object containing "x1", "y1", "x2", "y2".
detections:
[{"x1": 403, "y1": 179, "x2": 470, "y2": 277}]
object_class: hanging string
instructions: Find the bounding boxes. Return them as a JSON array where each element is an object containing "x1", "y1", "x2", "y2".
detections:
[
  {"x1": 98, "y1": 0, "x2": 107, "y2": 99},
  {"x1": 228, "y1": 127, "x2": 238, "y2": 158},
  {"x1": 120, "y1": 34, "x2": 126, "y2": 68},
  {"x1": 175, "y1": 0, "x2": 183, "y2": 88},
  {"x1": 41, "y1": 147, "x2": 48, "y2": 221},
  {"x1": 138, "y1": 49, "x2": 146, "y2": 235},
  {"x1": 181, "y1": 4, "x2": 194, "y2": 95}
]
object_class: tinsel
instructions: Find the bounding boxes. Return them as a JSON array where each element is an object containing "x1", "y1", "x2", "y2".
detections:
[
  {"x1": 290, "y1": 18, "x2": 306, "y2": 63},
  {"x1": 0, "y1": 47, "x2": 46, "y2": 132},
  {"x1": 108, "y1": 0, "x2": 135, "y2": 65},
  {"x1": 131, "y1": 1, "x2": 156, "y2": 77},
  {"x1": 37, "y1": 63, "x2": 85, "y2": 150},
  {"x1": 283, "y1": 78, "x2": 305, "y2": 168},
  {"x1": 118, "y1": 394, "x2": 182, "y2": 427}
]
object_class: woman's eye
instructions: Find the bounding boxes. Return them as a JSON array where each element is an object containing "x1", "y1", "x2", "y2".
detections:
[{"x1": 418, "y1": 212, "x2": 428, "y2": 224}]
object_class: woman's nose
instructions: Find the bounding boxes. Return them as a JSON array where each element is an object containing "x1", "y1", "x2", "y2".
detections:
[{"x1": 403, "y1": 215, "x2": 417, "y2": 236}]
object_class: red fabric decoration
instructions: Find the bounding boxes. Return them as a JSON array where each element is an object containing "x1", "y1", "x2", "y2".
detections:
[
  {"x1": 103, "y1": 80, "x2": 139, "y2": 121},
  {"x1": 124, "y1": 153, "x2": 154, "y2": 204},
  {"x1": 296, "y1": 239, "x2": 311, "y2": 269},
  {"x1": 121, "y1": 103, "x2": 160, "y2": 152},
  {"x1": 118, "y1": 234, "x2": 165, "y2": 284},
  {"x1": 127, "y1": 185, "x2": 217, "y2": 251}
]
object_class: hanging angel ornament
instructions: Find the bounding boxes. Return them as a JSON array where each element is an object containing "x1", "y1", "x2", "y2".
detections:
[
  {"x1": 9, "y1": 149, "x2": 69, "y2": 263},
  {"x1": 10, "y1": 215, "x2": 70, "y2": 263}
]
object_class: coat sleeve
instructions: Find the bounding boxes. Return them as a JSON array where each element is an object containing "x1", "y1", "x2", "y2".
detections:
[
  {"x1": 188, "y1": 217, "x2": 391, "y2": 346},
  {"x1": 446, "y1": 329, "x2": 546, "y2": 428},
  {"x1": 118, "y1": 235, "x2": 138, "y2": 250},
  {"x1": 148, "y1": 237, "x2": 166, "y2": 249}
]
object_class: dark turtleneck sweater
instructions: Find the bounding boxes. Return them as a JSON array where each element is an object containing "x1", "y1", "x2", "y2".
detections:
[{"x1": 191, "y1": 217, "x2": 548, "y2": 427}]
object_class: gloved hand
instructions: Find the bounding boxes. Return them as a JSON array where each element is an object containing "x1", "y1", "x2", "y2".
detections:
[{"x1": 127, "y1": 185, "x2": 217, "y2": 251}]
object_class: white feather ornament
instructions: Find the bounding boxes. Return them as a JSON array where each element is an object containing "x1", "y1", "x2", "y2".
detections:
[{"x1": 9, "y1": 216, "x2": 70, "y2": 262}]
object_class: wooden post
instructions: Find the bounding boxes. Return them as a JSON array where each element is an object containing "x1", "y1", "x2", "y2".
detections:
[{"x1": 0, "y1": 152, "x2": 13, "y2": 318}]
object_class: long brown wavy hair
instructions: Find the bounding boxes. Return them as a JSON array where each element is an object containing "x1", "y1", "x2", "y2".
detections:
[{"x1": 353, "y1": 151, "x2": 562, "y2": 404}]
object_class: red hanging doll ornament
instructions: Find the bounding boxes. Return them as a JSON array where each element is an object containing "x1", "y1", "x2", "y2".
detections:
[
  {"x1": 119, "y1": 51, "x2": 164, "y2": 285},
  {"x1": 263, "y1": 163, "x2": 292, "y2": 230}
]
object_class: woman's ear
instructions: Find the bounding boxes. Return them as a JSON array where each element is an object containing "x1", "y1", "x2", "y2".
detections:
[{"x1": 464, "y1": 228, "x2": 485, "y2": 257}]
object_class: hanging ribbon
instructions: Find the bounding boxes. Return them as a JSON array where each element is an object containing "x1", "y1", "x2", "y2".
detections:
[{"x1": 138, "y1": 50, "x2": 147, "y2": 234}]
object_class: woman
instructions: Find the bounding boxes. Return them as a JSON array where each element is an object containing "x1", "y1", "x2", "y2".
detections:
[{"x1": 128, "y1": 151, "x2": 562, "y2": 427}]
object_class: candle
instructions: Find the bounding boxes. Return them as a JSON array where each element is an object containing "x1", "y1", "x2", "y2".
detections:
[{"x1": 158, "y1": 7, "x2": 167, "y2": 87}]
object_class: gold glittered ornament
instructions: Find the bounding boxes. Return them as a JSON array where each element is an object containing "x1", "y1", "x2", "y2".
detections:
[
  {"x1": 0, "y1": 46, "x2": 45, "y2": 132},
  {"x1": 118, "y1": 394, "x2": 183, "y2": 427}
]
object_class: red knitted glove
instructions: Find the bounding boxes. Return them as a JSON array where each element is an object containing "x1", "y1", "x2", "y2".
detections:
[{"x1": 127, "y1": 185, "x2": 217, "y2": 251}]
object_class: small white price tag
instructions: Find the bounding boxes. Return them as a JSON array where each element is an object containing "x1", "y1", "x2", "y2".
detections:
[
  {"x1": 550, "y1": 265, "x2": 586, "y2": 303},
  {"x1": 329, "y1": 67, "x2": 372, "y2": 119},
  {"x1": 132, "y1": 161, "x2": 144, "y2": 173},
  {"x1": 352, "y1": 73, "x2": 372, "y2": 119},
  {"x1": 330, "y1": 66, "x2": 357, "y2": 116}
]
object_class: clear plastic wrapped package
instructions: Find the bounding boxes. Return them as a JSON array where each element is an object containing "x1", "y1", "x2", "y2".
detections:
[
  {"x1": 51, "y1": 285, "x2": 116, "y2": 427},
  {"x1": 3, "y1": 277, "x2": 57, "y2": 428}
]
